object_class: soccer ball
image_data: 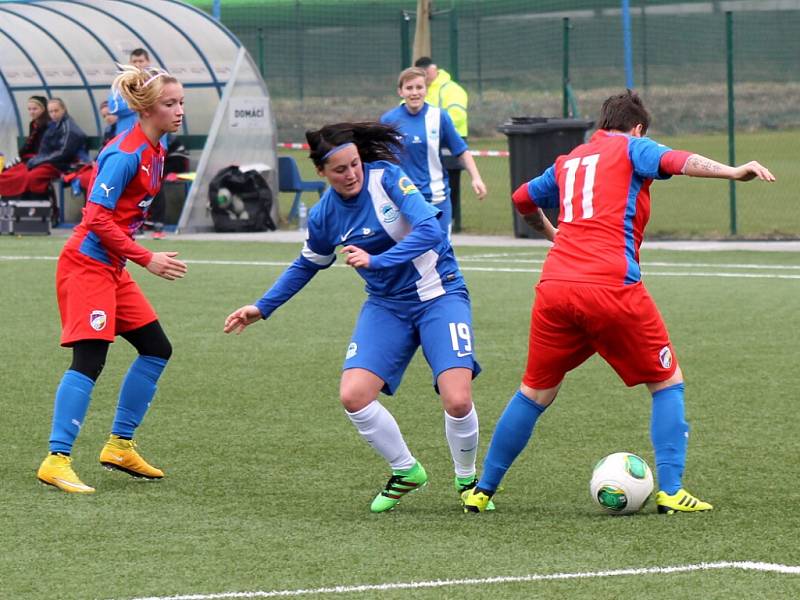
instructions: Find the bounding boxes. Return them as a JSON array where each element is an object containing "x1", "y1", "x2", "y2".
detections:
[{"x1": 590, "y1": 452, "x2": 654, "y2": 515}]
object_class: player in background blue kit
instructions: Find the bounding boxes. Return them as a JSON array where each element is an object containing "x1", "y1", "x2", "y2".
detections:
[
  {"x1": 107, "y1": 49, "x2": 151, "y2": 136},
  {"x1": 224, "y1": 122, "x2": 492, "y2": 512},
  {"x1": 381, "y1": 68, "x2": 487, "y2": 238}
]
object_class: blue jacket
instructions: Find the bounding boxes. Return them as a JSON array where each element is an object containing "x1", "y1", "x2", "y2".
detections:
[{"x1": 27, "y1": 115, "x2": 87, "y2": 171}]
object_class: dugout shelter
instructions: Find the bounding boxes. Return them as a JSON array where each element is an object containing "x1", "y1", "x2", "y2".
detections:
[{"x1": 0, "y1": 0, "x2": 277, "y2": 231}]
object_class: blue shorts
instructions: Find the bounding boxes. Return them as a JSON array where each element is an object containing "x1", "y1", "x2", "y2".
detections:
[{"x1": 343, "y1": 290, "x2": 481, "y2": 395}]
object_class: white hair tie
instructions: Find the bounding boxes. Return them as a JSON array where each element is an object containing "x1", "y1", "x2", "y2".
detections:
[{"x1": 143, "y1": 72, "x2": 166, "y2": 87}]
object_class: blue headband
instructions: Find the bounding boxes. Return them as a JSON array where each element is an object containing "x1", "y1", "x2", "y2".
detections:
[{"x1": 321, "y1": 142, "x2": 355, "y2": 162}]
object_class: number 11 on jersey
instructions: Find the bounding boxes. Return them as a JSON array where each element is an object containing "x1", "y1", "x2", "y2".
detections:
[{"x1": 562, "y1": 153, "x2": 599, "y2": 222}]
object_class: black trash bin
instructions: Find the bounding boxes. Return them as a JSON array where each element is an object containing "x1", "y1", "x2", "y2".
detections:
[{"x1": 498, "y1": 117, "x2": 593, "y2": 238}]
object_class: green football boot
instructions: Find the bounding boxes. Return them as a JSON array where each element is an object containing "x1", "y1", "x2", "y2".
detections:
[{"x1": 370, "y1": 461, "x2": 428, "y2": 513}]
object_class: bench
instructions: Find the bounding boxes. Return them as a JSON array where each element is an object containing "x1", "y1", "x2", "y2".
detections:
[{"x1": 16, "y1": 134, "x2": 207, "y2": 226}]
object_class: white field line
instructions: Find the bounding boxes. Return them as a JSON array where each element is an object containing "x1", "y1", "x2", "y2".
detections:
[
  {"x1": 120, "y1": 561, "x2": 800, "y2": 600},
  {"x1": 460, "y1": 255, "x2": 800, "y2": 271},
  {"x1": 2, "y1": 255, "x2": 800, "y2": 280}
]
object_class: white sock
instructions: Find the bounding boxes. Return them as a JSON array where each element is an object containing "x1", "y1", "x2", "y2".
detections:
[
  {"x1": 346, "y1": 401, "x2": 415, "y2": 471},
  {"x1": 444, "y1": 406, "x2": 479, "y2": 478}
]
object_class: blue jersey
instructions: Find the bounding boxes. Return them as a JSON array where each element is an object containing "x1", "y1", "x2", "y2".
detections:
[
  {"x1": 255, "y1": 161, "x2": 467, "y2": 318},
  {"x1": 107, "y1": 88, "x2": 169, "y2": 147},
  {"x1": 107, "y1": 89, "x2": 137, "y2": 136},
  {"x1": 380, "y1": 103, "x2": 468, "y2": 205}
]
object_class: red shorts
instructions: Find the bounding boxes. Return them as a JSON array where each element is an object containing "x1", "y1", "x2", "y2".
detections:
[
  {"x1": 523, "y1": 280, "x2": 678, "y2": 389},
  {"x1": 57, "y1": 248, "x2": 157, "y2": 346}
]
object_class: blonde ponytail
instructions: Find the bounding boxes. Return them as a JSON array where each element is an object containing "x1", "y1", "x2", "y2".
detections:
[{"x1": 112, "y1": 64, "x2": 178, "y2": 113}]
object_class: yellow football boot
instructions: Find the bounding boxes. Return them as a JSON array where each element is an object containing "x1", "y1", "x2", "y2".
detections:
[
  {"x1": 99, "y1": 435, "x2": 164, "y2": 479},
  {"x1": 656, "y1": 488, "x2": 713, "y2": 514},
  {"x1": 37, "y1": 453, "x2": 95, "y2": 493},
  {"x1": 461, "y1": 487, "x2": 494, "y2": 513}
]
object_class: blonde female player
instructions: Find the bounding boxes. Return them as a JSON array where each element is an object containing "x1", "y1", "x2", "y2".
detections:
[{"x1": 37, "y1": 65, "x2": 187, "y2": 493}]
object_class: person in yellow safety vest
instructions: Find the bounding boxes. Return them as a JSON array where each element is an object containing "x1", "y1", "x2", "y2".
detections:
[{"x1": 414, "y1": 57, "x2": 469, "y2": 137}]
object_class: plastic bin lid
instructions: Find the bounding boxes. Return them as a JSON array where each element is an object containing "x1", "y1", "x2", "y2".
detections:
[{"x1": 498, "y1": 116, "x2": 594, "y2": 134}]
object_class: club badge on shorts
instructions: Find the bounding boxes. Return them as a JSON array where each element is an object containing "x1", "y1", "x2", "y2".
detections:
[
  {"x1": 345, "y1": 342, "x2": 357, "y2": 360},
  {"x1": 90, "y1": 309, "x2": 107, "y2": 331},
  {"x1": 658, "y1": 346, "x2": 673, "y2": 369}
]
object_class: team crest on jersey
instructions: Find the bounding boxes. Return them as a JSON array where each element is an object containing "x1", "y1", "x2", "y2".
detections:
[
  {"x1": 658, "y1": 346, "x2": 673, "y2": 369},
  {"x1": 345, "y1": 342, "x2": 358, "y2": 360},
  {"x1": 398, "y1": 176, "x2": 418, "y2": 196},
  {"x1": 89, "y1": 310, "x2": 107, "y2": 331},
  {"x1": 380, "y1": 202, "x2": 400, "y2": 223}
]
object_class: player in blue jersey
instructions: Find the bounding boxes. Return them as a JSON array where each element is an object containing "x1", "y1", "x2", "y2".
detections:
[
  {"x1": 37, "y1": 65, "x2": 187, "y2": 494},
  {"x1": 380, "y1": 68, "x2": 487, "y2": 237},
  {"x1": 107, "y1": 49, "x2": 150, "y2": 135},
  {"x1": 224, "y1": 121, "x2": 491, "y2": 512}
]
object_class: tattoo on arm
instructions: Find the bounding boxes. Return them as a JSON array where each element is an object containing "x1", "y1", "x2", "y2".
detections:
[
  {"x1": 687, "y1": 155, "x2": 723, "y2": 174},
  {"x1": 522, "y1": 211, "x2": 545, "y2": 232}
]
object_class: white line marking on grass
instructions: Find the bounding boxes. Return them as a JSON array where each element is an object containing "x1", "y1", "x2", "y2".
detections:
[
  {"x1": 461, "y1": 256, "x2": 800, "y2": 271},
  {"x1": 3, "y1": 256, "x2": 800, "y2": 280},
  {"x1": 0, "y1": 255, "x2": 57, "y2": 261},
  {"x1": 461, "y1": 265, "x2": 800, "y2": 280},
  {"x1": 120, "y1": 562, "x2": 800, "y2": 600}
]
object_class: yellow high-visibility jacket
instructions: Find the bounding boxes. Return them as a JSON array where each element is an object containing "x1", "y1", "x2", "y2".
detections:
[{"x1": 425, "y1": 68, "x2": 468, "y2": 137}]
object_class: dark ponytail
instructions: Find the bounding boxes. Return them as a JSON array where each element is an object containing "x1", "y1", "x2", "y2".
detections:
[{"x1": 306, "y1": 121, "x2": 402, "y2": 169}]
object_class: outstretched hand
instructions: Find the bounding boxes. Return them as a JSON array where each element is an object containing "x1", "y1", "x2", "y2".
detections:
[
  {"x1": 732, "y1": 161, "x2": 776, "y2": 182},
  {"x1": 146, "y1": 251, "x2": 187, "y2": 280},
  {"x1": 341, "y1": 245, "x2": 371, "y2": 269},
  {"x1": 224, "y1": 304, "x2": 263, "y2": 334}
]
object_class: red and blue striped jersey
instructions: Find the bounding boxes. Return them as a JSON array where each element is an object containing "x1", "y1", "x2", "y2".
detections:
[
  {"x1": 70, "y1": 123, "x2": 164, "y2": 268},
  {"x1": 527, "y1": 130, "x2": 672, "y2": 286}
]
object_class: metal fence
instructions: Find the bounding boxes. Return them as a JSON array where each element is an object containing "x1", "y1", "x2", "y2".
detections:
[{"x1": 188, "y1": 0, "x2": 800, "y2": 238}]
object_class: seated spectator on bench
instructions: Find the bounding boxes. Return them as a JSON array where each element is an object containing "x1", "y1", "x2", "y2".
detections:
[
  {"x1": 19, "y1": 96, "x2": 52, "y2": 164},
  {"x1": 0, "y1": 98, "x2": 87, "y2": 198}
]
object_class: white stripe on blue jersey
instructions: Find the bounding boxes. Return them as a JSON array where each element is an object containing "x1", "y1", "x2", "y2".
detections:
[
  {"x1": 379, "y1": 103, "x2": 468, "y2": 203},
  {"x1": 366, "y1": 168, "x2": 446, "y2": 301},
  {"x1": 254, "y1": 161, "x2": 467, "y2": 318},
  {"x1": 305, "y1": 161, "x2": 464, "y2": 302},
  {"x1": 424, "y1": 107, "x2": 446, "y2": 204}
]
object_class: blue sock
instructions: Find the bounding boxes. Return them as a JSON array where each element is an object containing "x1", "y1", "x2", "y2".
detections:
[
  {"x1": 651, "y1": 383, "x2": 688, "y2": 495},
  {"x1": 111, "y1": 355, "x2": 167, "y2": 439},
  {"x1": 49, "y1": 370, "x2": 95, "y2": 454},
  {"x1": 478, "y1": 390, "x2": 546, "y2": 493}
]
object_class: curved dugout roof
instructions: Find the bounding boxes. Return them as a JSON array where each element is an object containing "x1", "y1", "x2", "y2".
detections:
[{"x1": 0, "y1": 0, "x2": 242, "y2": 143}]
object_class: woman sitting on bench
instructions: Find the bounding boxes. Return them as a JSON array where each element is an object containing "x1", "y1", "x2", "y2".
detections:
[{"x1": 0, "y1": 98, "x2": 86, "y2": 198}]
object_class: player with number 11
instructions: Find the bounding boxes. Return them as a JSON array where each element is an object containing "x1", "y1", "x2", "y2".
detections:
[{"x1": 462, "y1": 89, "x2": 775, "y2": 514}]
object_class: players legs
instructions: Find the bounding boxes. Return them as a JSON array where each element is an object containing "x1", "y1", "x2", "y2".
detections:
[
  {"x1": 417, "y1": 292, "x2": 483, "y2": 492},
  {"x1": 38, "y1": 340, "x2": 109, "y2": 493},
  {"x1": 464, "y1": 282, "x2": 591, "y2": 511},
  {"x1": 340, "y1": 299, "x2": 427, "y2": 512}
]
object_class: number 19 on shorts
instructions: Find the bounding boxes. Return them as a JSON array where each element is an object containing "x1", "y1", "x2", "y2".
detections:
[{"x1": 449, "y1": 322, "x2": 473, "y2": 357}]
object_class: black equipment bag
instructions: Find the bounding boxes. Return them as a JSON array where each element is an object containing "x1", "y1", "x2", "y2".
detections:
[{"x1": 208, "y1": 165, "x2": 276, "y2": 232}]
